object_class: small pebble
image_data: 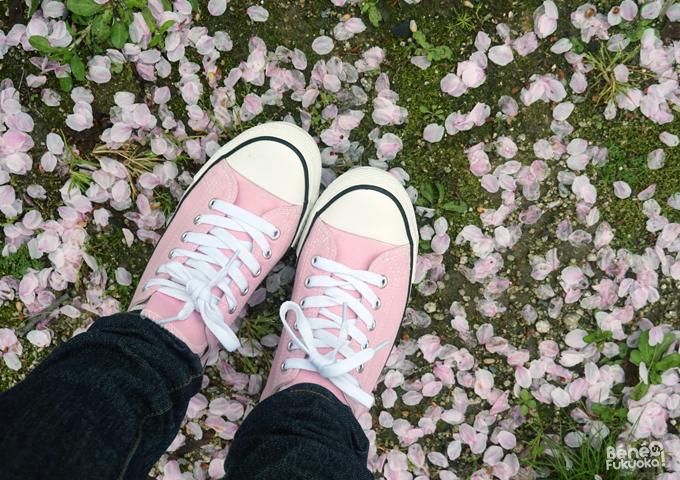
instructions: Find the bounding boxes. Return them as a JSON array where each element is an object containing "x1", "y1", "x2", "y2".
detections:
[{"x1": 536, "y1": 320, "x2": 551, "y2": 333}]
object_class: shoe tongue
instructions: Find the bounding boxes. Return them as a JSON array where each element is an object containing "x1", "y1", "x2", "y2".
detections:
[
  {"x1": 310, "y1": 223, "x2": 393, "y2": 351},
  {"x1": 141, "y1": 293, "x2": 208, "y2": 350},
  {"x1": 216, "y1": 170, "x2": 291, "y2": 245}
]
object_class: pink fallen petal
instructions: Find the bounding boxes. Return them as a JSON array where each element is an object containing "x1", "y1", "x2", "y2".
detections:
[
  {"x1": 423, "y1": 123, "x2": 445, "y2": 143},
  {"x1": 638, "y1": 184, "x2": 657, "y2": 200},
  {"x1": 620, "y1": 0, "x2": 638, "y2": 20},
  {"x1": 41, "y1": 152, "x2": 57, "y2": 172},
  {"x1": 514, "y1": 32, "x2": 539, "y2": 56},
  {"x1": 27, "y1": 329, "x2": 51, "y2": 348},
  {"x1": 411, "y1": 55, "x2": 431, "y2": 70},
  {"x1": 431, "y1": 234, "x2": 450, "y2": 254},
  {"x1": 153, "y1": 86, "x2": 171, "y2": 104},
  {"x1": 660, "y1": 132, "x2": 679, "y2": 147},
  {"x1": 208, "y1": 0, "x2": 227, "y2": 16},
  {"x1": 496, "y1": 136, "x2": 517, "y2": 158},
  {"x1": 110, "y1": 123, "x2": 132, "y2": 143},
  {"x1": 247, "y1": 5, "x2": 269, "y2": 22},
  {"x1": 570, "y1": 72, "x2": 587, "y2": 93},
  {"x1": 115, "y1": 267, "x2": 132, "y2": 286},
  {"x1": 403, "y1": 391, "x2": 423, "y2": 406},
  {"x1": 648, "y1": 326, "x2": 664, "y2": 346},
  {"x1": 344, "y1": 17, "x2": 366, "y2": 33},
  {"x1": 648, "y1": 149, "x2": 665, "y2": 170},
  {"x1": 428, "y1": 451, "x2": 449, "y2": 468},
  {"x1": 561, "y1": 266, "x2": 584, "y2": 285},
  {"x1": 498, "y1": 430, "x2": 517, "y2": 449},
  {"x1": 553, "y1": 102, "x2": 575, "y2": 121},
  {"x1": 311, "y1": 36, "x2": 334, "y2": 55},
  {"x1": 88, "y1": 65, "x2": 111, "y2": 84},
  {"x1": 551, "y1": 387, "x2": 571, "y2": 407},
  {"x1": 515, "y1": 365, "x2": 531, "y2": 388},
  {"x1": 209, "y1": 457, "x2": 226, "y2": 479},
  {"x1": 475, "y1": 31, "x2": 491, "y2": 52},
  {"x1": 484, "y1": 445, "x2": 504, "y2": 466},
  {"x1": 613, "y1": 181, "x2": 631, "y2": 199},
  {"x1": 481, "y1": 174, "x2": 500, "y2": 193},
  {"x1": 488, "y1": 45, "x2": 514, "y2": 66}
]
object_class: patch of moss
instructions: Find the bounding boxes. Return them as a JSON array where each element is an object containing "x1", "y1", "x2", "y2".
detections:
[{"x1": 0, "y1": 245, "x2": 46, "y2": 279}]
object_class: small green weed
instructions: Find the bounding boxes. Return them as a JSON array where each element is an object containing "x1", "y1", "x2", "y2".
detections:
[
  {"x1": 415, "y1": 183, "x2": 467, "y2": 214},
  {"x1": 0, "y1": 245, "x2": 45, "y2": 278},
  {"x1": 419, "y1": 105, "x2": 446, "y2": 124},
  {"x1": 27, "y1": 0, "x2": 177, "y2": 92},
  {"x1": 411, "y1": 31, "x2": 452, "y2": 62},
  {"x1": 361, "y1": 0, "x2": 382, "y2": 28},
  {"x1": 518, "y1": 388, "x2": 538, "y2": 417},
  {"x1": 416, "y1": 183, "x2": 466, "y2": 252},
  {"x1": 628, "y1": 329, "x2": 680, "y2": 400},
  {"x1": 449, "y1": 5, "x2": 485, "y2": 33}
]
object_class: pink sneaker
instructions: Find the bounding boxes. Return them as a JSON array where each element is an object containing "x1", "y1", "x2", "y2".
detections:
[
  {"x1": 129, "y1": 122, "x2": 321, "y2": 363},
  {"x1": 261, "y1": 167, "x2": 418, "y2": 417}
]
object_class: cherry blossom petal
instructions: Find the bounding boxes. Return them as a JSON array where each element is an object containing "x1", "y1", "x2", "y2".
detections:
[
  {"x1": 423, "y1": 123, "x2": 445, "y2": 143},
  {"x1": 247, "y1": 5, "x2": 269, "y2": 22},
  {"x1": 488, "y1": 45, "x2": 514, "y2": 66},
  {"x1": 660, "y1": 132, "x2": 679, "y2": 147},
  {"x1": 311, "y1": 36, "x2": 334, "y2": 55},
  {"x1": 208, "y1": 0, "x2": 227, "y2": 16}
]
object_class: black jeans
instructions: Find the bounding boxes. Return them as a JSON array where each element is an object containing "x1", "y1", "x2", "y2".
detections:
[{"x1": 0, "y1": 313, "x2": 373, "y2": 480}]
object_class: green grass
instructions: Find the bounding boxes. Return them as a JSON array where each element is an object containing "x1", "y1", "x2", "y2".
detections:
[
  {"x1": 0, "y1": 245, "x2": 46, "y2": 279},
  {"x1": 522, "y1": 404, "x2": 646, "y2": 480}
]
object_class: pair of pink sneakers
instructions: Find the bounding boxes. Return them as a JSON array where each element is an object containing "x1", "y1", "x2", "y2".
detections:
[{"x1": 129, "y1": 122, "x2": 418, "y2": 417}]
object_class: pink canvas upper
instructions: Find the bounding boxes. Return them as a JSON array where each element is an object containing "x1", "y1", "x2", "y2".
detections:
[
  {"x1": 130, "y1": 162, "x2": 303, "y2": 361},
  {"x1": 261, "y1": 220, "x2": 412, "y2": 418}
]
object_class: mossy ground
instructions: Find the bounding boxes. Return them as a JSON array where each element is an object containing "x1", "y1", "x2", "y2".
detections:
[{"x1": 2, "y1": 0, "x2": 680, "y2": 475}]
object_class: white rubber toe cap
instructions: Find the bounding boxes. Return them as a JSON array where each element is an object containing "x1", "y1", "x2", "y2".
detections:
[
  {"x1": 194, "y1": 122, "x2": 321, "y2": 207},
  {"x1": 297, "y1": 167, "x2": 418, "y2": 276}
]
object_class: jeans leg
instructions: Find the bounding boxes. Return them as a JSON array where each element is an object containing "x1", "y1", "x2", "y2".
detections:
[
  {"x1": 224, "y1": 383, "x2": 374, "y2": 480},
  {"x1": 0, "y1": 312, "x2": 203, "y2": 480}
]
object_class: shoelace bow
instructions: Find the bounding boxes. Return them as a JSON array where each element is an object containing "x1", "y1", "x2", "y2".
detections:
[
  {"x1": 144, "y1": 199, "x2": 279, "y2": 352},
  {"x1": 280, "y1": 256, "x2": 389, "y2": 409}
]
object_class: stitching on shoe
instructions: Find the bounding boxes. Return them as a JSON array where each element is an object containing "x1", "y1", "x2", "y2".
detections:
[{"x1": 289, "y1": 389, "x2": 331, "y2": 402}]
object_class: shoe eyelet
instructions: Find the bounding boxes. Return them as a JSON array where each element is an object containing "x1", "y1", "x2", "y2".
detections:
[
  {"x1": 240, "y1": 286, "x2": 249, "y2": 296},
  {"x1": 253, "y1": 266, "x2": 261, "y2": 277},
  {"x1": 357, "y1": 364, "x2": 364, "y2": 373},
  {"x1": 294, "y1": 321, "x2": 299, "y2": 331},
  {"x1": 363, "y1": 341, "x2": 369, "y2": 349},
  {"x1": 368, "y1": 322, "x2": 376, "y2": 331},
  {"x1": 311, "y1": 255, "x2": 320, "y2": 266},
  {"x1": 208, "y1": 198, "x2": 217, "y2": 209},
  {"x1": 304, "y1": 277, "x2": 311, "y2": 288},
  {"x1": 168, "y1": 249, "x2": 177, "y2": 259},
  {"x1": 228, "y1": 305, "x2": 237, "y2": 314},
  {"x1": 270, "y1": 228, "x2": 281, "y2": 240},
  {"x1": 281, "y1": 362, "x2": 288, "y2": 372},
  {"x1": 263, "y1": 250, "x2": 272, "y2": 259},
  {"x1": 193, "y1": 215, "x2": 202, "y2": 225},
  {"x1": 181, "y1": 231, "x2": 189, "y2": 242},
  {"x1": 287, "y1": 341, "x2": 294, "y2": 351},
  {"x1": 299, "y1": 298, "x2": 306, "y2": 308},
  {"x1": 155, "y1": 267, "x2": 161, "y2": 276},
  {"x1": 373, "y1": 299, "x2": 381, "y2": 310},
  {"x1": 142, "y1": 285, "x2": 150, "y2": 292},
  {"x1": 379, "y1": 276, "x2": 388, "y2": 288}
]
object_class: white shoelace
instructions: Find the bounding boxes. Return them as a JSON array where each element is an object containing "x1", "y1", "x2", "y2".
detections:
[
  {"x1": 280, "y1": 256, "x2": 389, "y2": 409},
  {"x1": 144, "y1": 199, "x2": 279, "y2": 352}
]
